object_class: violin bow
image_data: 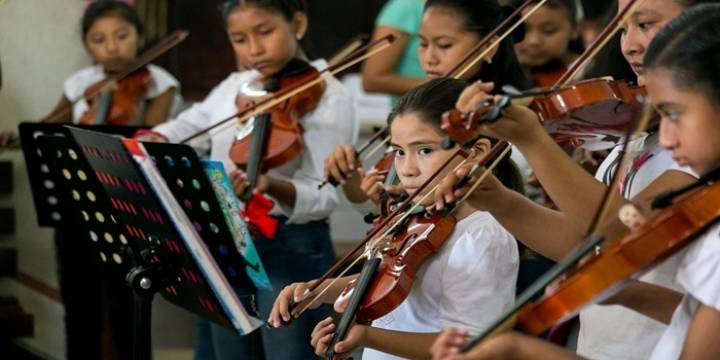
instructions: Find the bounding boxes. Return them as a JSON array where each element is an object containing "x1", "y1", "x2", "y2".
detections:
[
  {"x1": 296, "y1": 0, "x2": 555, "y2": 314},
  {"x1": 458, "y1": 0, "x2": 654, "y2": 350},
  {"x1": 178, "y1": 34, "x2": 396, "y2": 144},
  {"x1": 42, "y1": 30, "x2": 189, "y2": 124},
  {"x1": 318, "y1": 0, "x2": 548, "y2": 188},
  {"x1": 462, "y1": 94, "x2": 654, "y2": 351}
]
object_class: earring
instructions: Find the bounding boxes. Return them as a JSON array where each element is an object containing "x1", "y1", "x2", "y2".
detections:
[
  {"x1": 296, "y1": 33, "x2": 303, "y2": 40},
  {"x1": 485, "y1": 57, "x2": 493, "y2": 65}
]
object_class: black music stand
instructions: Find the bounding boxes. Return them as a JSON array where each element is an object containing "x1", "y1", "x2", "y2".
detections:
[{"x1": 21, "y1": 124, "x2": 263, "y2": 360}]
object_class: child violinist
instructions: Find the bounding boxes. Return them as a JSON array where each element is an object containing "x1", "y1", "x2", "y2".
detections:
[
  {"x1": 324, "y1": 0, "x2": 531, "y2": 210},
  {"x1": 510, "y1": 0, "x2": 583, "y2": 87},
  {"x1": 269, "y1": 78, "x2": 523, "y2": 360},
  {"x1": 431, "y1": 4, "x2": 720, "y2": 359},
  {"x1": 7, "y1": 2, "x2": 181, "y2": 359},
  {"x1": 431, "y1": 0, "x2": 716, "y2": 359},
  {"x1": 49, "y1": 0, "x2": 181, "y2": 125},
  {"x1": 147, "y1": 0, "x2": 357, "y2": 359}
]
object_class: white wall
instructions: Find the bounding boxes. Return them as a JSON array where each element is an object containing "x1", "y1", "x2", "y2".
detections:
[{"x1": 0, "y1": 0, "x2": 90, "y2": 285}]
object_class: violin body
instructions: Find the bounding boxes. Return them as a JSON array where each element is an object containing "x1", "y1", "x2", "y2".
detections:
[
  {"x1": 531, "y1": 78, "x2": 647, "y2": 150},
  {"x1": 79, "y1": 67, "x2": 152, "y2": 125},
  {"x1": 515, "y1": 180, "x2": 720, "y2": 336},
  {"x1": 229, "y1": 62, "x2": 325, "y2": 171},
  {"x1": 442, "y1": 78, "x2": 648, "y2": 150},
  {"x1": 335, "y1": 210, "x2": 457, "y2": 324}
]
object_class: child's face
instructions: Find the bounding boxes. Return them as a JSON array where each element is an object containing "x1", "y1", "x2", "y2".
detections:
[
  {"x1": 390, "y1": 113, "x2": 460, "y2": 205},
  {"x1": 84, "y1": 15, "x2": 140, "y2": 73},
  {"x1": 514, "y1": 4, "x2": 576, "y2": 68},
  {"x1": 418, "y1": 6, "x2": 483, "y2": 81},
  {"x1": 619, "y1": 0, "x2": 684, "y2": 85},
  {"x1": 226, "y1": 5, "x2": 304, "y2": 77},
  {"x1": 646, "y1": 68, "x2": 720, "y2": 175}
]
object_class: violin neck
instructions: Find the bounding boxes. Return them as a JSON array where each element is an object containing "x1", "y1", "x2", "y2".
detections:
[
  {"x1": 461, "y1": 233, "x2": 605, "y2": 351},
  {"x1": 242, "y1": 113, "x2": 272, "y2": 202},
  {"x1": 327, "y1": 257, "x2": 381, "y2": 360},
  {"x1": 95, "y1": 91, "x2": 114, "y2": 125}
]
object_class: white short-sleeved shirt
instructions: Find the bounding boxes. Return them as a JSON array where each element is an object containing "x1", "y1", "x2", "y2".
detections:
[
  {"x1": 649, "y1": 222, "x2": 720, "y2": 359},
  {"x1": 153, "y1": 59, "x2": 358, "y2": 224},
  {"x1": 578, "y1": 132, "x2": 697, "y2": 360},
  {"x1": 362, "y1": 211, "x2": 519, "y2": 360},
  {"x1": 63, "y1": 64, "x2": 181, "y2": 124}
]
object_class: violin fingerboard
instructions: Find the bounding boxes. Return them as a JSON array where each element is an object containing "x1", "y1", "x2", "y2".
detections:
[{"x1": 327, "y1": 258, "x2": 381, "y2": 360}]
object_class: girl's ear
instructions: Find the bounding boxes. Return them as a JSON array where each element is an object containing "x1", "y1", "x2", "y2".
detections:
[
  {"x1": 291, "y1": 11, "x2": 308, "y2": 40},
  {"x1": 473, "y1": 138, "x2": 492, "y2": 157}
]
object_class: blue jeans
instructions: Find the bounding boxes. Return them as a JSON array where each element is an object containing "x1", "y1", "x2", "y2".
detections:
[{"x1": 195, "y1": 217, "x2": 335, "y2": 360}]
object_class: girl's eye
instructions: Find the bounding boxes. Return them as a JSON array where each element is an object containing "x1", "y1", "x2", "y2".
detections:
[
  {"x1": 639, "y1": 21, "x2": 654, "y2": 31},
  {"x1": 437, "y1": 43, "x2": 452, "y2": 50},
  {"x1": 231, "y1": 36, "x2": 245, "y2": 44},
  {"x1": 392, "y1": 148, "x2": 405, "y2": 157},
  {"x1": 419, "y1": 41, "x2": 428, "y2": 48},
  {"x1": 541, "y1": 28, "x2": 559, "y2": 36},
  {"x1": 259, "y1": 27, "x2": 274, "y2": 36},
  {"x1": 418, "y1": 147, "x2": 433, "y2": 156}
]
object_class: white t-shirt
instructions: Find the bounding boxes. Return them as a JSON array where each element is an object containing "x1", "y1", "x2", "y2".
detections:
[
  {"x1": 63, "y1": 64, "x2": 181, "y2": 124},
  {"x1": 362, "y1": 211, "x2": 519, "y2": 360},
  {"x1": 153, "y1": 59, "x2": 358, "y2": 224},
  {"x1": 649, "y1": 222, "x2": 720, "y2": 359},
  {"x1": 578, "y1": 132, "x2": 697, "y2": 360}
]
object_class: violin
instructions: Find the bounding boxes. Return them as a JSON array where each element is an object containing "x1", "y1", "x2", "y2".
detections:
[
  {"x1": 229, "y1": 59, "x2": 324, "y2": 170},
  {"x1": 79, "y1": 67, "x2": 152, "y2": 125},
  {"x1": 326, "y1": 206, "x2": 457, "y2": 359},
  {"x1": 442, "y1": 77, "x2": 647, "y2": 150},
  {"x1": 462, "y1": 165, "x2": 720, "y2": 350},
  {"x1": 442, "y1": 0, "x2": 648, "y2": 152},
  {"x1": 318, "y1": 0, "x2": 547, "y2": 189},
  {"x1": 318, "y1": 144, "x2": 510, "y2": 359}
]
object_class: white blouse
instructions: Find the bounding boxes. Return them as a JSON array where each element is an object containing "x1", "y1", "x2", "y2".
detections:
[
  {"x1": 362, "y1": 211, "x2": 519, "y2": 360},
  {"x1": 153, "y1": 59, "x2": 358, "y2": 224},
  {"x1": 578, "y1": 132, "x2": 697, "y2": 360},
  {"x1": 63, "y1": 64, "x2": 181, "y2": 124},
  {"x1": 649, "y1": 222, "x2": 720, "y2": 359}
]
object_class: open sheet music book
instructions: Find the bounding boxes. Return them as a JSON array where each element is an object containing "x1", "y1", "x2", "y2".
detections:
[{"x1": 123, "y1": 139, "x2": 264, "y2": 334}]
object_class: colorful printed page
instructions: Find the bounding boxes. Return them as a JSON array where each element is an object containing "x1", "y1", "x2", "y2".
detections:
[{"x1": 202, "y1": 160, "x2": 272, "y2": 291}]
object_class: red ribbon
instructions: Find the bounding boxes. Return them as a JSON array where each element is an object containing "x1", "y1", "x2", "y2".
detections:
[{"x1": 242, "y1": 192, "x2": 278, "y2": 239}]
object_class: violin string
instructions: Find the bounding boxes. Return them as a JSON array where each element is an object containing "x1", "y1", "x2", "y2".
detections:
[
  {"x1": 452, "y1": 144, "x2": 513, "y2": 214},
  {"x1": 345, "y1": 0, "x2": 540, "y2": 168},
  {"x1": 294, "y1": 151, "x2": 477, "y2": 317},
  {"x1": 360, "y1": 136, "x2": 390, "y2": 163},
  {"x1": 43, "y1": 31, "x2": 188, "y2": 123},
  {"x1": 200, "y1": 39, "x2": 394, "y2": 141},
  {"x1": 554, "y1": 0, "x2": 644, "y2": 87},
  {"x1": 446, "y1": 0, "x2": 535, "y2": 79},
  {"x1": 455, "y1": 0, "x2": 549, "y2": 79}
]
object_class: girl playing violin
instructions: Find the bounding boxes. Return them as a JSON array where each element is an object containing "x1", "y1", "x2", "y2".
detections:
[
  {"x1": 323, "y1": 0, "x2": 531, "y2": 211},
  {"x1": 431, "y1": 4, "x2": 720, "y2": 359},
  {"x1": 510, "y1": 0, "x2": 582, "y2": 87},
  {"x1": 270, "y1": 78, "x2": 523, "y2": 360},
  {"x1": 49, "y1": 0, "x2": 180, "y2": 125},
  {"x1": 431, "y1": 0, "x2": 716, "y2": 359},
  {"x1": 148, "y1": 0, "x2": 357, "y2": 359}
]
